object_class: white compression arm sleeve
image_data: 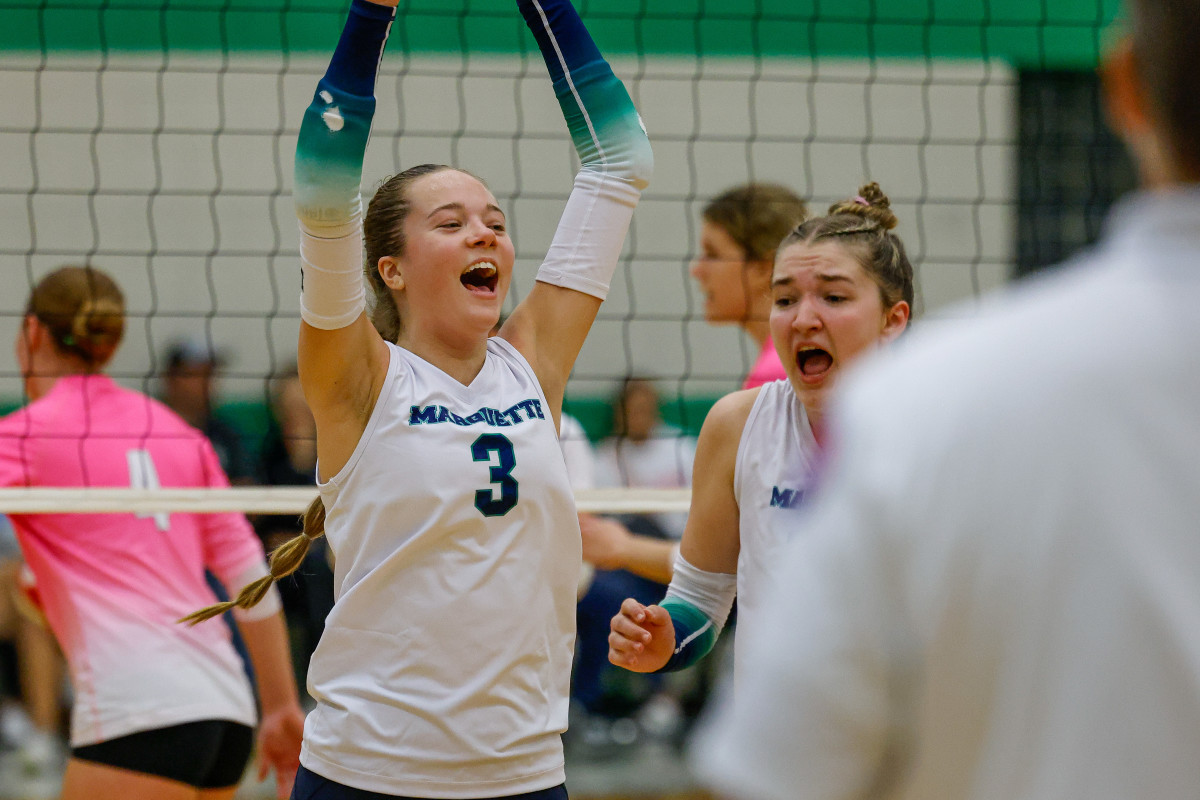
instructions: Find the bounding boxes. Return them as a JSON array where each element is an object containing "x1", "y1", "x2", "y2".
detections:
[
  {"x1": 230, "y1": 560, "x2": 283, "y2": 623},
  {"x1": 299, "y1": 199, "x2": 366, "y2": 331},
  {"x1": 664, "y1": 552, "x2": 738, "y2": 634},
  {"x1": 536, "y1": 167, "x2": 649, "y2": 300}
]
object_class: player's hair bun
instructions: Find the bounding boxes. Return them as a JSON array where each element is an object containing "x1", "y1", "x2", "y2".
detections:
[
  {"x1": 27, "y1": 265, "x2": 126, "y2": 367},
  {"x1": 69, "y1": 296, "x2": 124, "y2": 365},
  {"x1": 827, "y1": 182, "x2": 898, "y2": 231}
]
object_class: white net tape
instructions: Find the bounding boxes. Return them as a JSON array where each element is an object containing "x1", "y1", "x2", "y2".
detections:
[{"x1": 0, "y1": 487, "x2": 691, "y2": 515}]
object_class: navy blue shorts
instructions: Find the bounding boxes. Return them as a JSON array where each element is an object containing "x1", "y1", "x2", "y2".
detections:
[
  {"x1": 291, "y1": 764, "x2": 569, "y2": 800},
  {"x1": 72, "y1": 718, "x2": 254, "y2": 789}
]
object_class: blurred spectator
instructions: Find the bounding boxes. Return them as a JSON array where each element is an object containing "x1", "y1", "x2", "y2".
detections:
[
  {"x1": 594, "y1": 378, "x2": 695, "y2": 542},
  {"x1": 160, "y1": 338, "x2": 254, "y2": 484},
  {"x1": 572, "y1": 378, "x2": 697, "y2": 752},
  {"x1": 577, "y1": 378, "x2": 696, "y2": 587},
  {"x1": 254, "y1": 366, "x2": 333, "y2": 699},
  {"x1": 558, "y1": 412, "x2": 595, "y2": 497},
  {"x1": 258, "y1": 367, "x2": 317, "y2": 494}
]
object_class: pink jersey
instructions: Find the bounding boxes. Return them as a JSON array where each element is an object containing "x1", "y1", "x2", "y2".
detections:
[
  {"x1": 742, "y1": 338, "x2": 788, "y2": 390},
  {"x1": 0, "y1": 374, "x2": 262, "y2": 746}
]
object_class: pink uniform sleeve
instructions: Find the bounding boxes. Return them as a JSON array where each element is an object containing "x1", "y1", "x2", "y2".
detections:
[
  {"x1": 195, "y1": 437, "x2": 268, "y2": 592},
  {"x1": 0, "y1": 414, "x2": 35, "y2": 489}
]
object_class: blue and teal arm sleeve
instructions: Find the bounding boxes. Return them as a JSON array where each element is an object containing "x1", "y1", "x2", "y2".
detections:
[
  {"x1": 517, "y1": 0, "x2": 651, "y2": 181},
  {"x1": 658, "y1": 597, "x2": 722, "y2": 673},
  {"x1": 294, "y1": 0, "x2": 394, "y2": 233},
  {"x1": 654, "y1": 554, "x2": 737, "y2": 672},
  {"x1": 294, "y1": 0, "x2": 393, "y2": 328},
  {"x1": 518, "y1": 0, "x2": 653, "y2": 299}
]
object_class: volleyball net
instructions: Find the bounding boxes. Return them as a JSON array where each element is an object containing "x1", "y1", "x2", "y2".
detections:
[
  {"x1": 0, "y1": 0, "x2": 1124, "y2": 516},
  {"x1": 0, "y1": 487, "x2": 692, "y2": 515}
]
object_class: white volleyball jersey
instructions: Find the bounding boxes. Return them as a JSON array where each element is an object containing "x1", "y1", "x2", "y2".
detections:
[
  {"x1": 732, "y1": 379, "x2": 821, "y2": 677},
  {"x1": 302, "y1": 337, "x2": 581, "y2": 798}
]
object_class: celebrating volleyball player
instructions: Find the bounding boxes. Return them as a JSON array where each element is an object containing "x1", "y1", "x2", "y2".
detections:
[
  {"x1": 576, "y1": 183, "x2": 809, "y2": 585},
  {"x1": 0, "y1": 266, "x2": 304, "y2": 800},
  {"x1": 184, "y1": 0, "x2": 651, "y2": 796},
  {"x1": 694, "y1": 0, "x2": 1200, "y2": 796},
  {"x1": 607, "y1": 184, "x2": 911, "y2": 683}
]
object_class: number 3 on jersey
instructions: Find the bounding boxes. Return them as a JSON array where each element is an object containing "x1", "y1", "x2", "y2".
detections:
[{"x1": 472, "y1": 434, "x2": 518, "y2": 517}]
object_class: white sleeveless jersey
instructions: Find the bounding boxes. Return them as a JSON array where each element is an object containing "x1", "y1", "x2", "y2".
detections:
[
  {"x1": 732, "y1": 380, "x2": 821, "y2": 677},
  {"x1": 302, "y1": 337, "x2": 580, "y2": 798}
]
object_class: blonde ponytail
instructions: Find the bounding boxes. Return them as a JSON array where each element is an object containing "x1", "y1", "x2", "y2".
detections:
[{"x1": 179, "y1": 496, "x2": 328, "y2": 626}]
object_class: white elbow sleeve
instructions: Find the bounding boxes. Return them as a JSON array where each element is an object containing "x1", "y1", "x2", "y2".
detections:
[
  {"x1": 299, "y1": 196, "x2": 366, "y2": 331},
  {"x1": 664, "y1": 553, "x2": 738, "y2": 634},
  {"x1": 534, "y1": 167, "x2": 646, "y2": 301},
  {"x1": 230, "y1": 560, "x2": 283, "y2": 623}
]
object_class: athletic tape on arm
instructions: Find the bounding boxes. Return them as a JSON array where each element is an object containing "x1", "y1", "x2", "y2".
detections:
[
  {"x1": 294, "y1": 0, "x2": 394, "y2": 330},
  {"x1": 657, "y1": 553, "x2": 737, "y2": 673},
  {"x1": 518, "y1": 0, "x2": 653, "y2": 300}
]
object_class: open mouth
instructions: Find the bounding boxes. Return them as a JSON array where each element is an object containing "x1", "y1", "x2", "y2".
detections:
[
  {"x1": 461, "y1": 262, "x2": 498, "y2": 294},
  {"x1": 796, "y1": 348, "x2": 834, "y2": 380}
]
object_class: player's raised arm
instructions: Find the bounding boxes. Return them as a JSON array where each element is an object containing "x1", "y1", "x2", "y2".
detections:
[
  {"x1": 294, "y1": 0, "x2": 397, "y2": 474},
  {"x1": 500, "y1": 0, "x2": 653, "y2": 417}
]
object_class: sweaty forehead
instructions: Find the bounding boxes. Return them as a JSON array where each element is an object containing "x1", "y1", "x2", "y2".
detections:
[
  {"x1": 772, "y1": 240, "x2": 865, "y2": 285},
  {"x1": 411, "y1": 169, "x2": 497, "y2": 211}
]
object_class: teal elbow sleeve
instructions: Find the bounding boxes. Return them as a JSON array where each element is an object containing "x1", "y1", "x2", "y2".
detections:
[{"x1": 658, "y1": 597, "x2": 719, "y2": 673}]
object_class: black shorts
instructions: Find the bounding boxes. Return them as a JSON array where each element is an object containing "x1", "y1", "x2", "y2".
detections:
[
  {"x1": 291, "y1": 764, "x2": 569, "y2": 800},
  {"x1": 72, "y1": 719, "x2": 254, "y2": 789}
]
